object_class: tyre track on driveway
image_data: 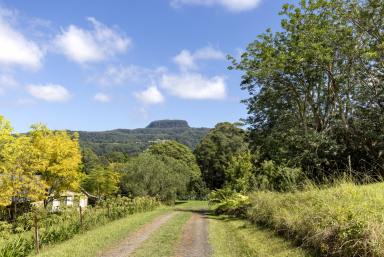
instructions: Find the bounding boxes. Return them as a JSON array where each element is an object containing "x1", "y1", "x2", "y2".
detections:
[
  {"x1": 174, "y1": 210, "x2": 211, "y2": 257},
  {"x1": 98, "y1": 212, "x2": 177, "y2": 257}
]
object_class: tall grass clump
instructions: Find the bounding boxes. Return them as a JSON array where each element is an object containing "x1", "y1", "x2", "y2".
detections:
[
  {"x1": 248, "y1": 182, "x2": 384, "y2": 256},
  {"x1": 0, "y1": 196, "x2": 160, "y2": 257}
]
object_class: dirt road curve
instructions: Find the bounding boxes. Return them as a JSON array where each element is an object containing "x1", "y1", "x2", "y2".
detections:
[
  {"x1": 98, "y1": 212, "x2": 177, "y2": 257},
  {"x1": 174, "y1": 211, "x2": 211, "y2": 257}
]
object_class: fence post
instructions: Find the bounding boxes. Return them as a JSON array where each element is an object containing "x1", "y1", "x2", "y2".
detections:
[
  {"x1": 79, "y1": 206, "x2": 83, "y2": 227},
  {"x1": 33, "y1": 211, "x2": 40, "y2": 254}
]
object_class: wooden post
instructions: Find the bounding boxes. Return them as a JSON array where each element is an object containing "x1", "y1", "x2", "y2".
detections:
[
  {"x1": 107, "y1": 203, "x2": 110, "y2": 219},
  {"x1": 33, "y1": 211, "x2": 40, "y2": 254},
  {"x1": 79, "y1": 206, "x2": 83, "y2": 227}
]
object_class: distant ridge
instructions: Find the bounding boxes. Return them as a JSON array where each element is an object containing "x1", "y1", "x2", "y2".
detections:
[
  {"x1": 77, "y1": 120, "x2": 210, "y2": 156},
  {"x1": 146, "y1": 120, "x2": 190, "y2": 129}
]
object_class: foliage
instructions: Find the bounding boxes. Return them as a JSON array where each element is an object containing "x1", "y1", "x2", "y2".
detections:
[
  {"x1": 195, "y1": 122, "x2": 247, "y2": 189},
  {"x1": 209, "y1": 188, "x2": 250, "y2": 217},
  {"x1": 0, "y1": 196, "x2": 159, "y2": 257},
  {"x1": 116, "y1": 153, "x2": 190, "y2": 203},
  {"x1": 30, "y1": 124, "x2": 82, "y2": 202},
  {"x1": 224, "y1": 151, "x2": 255, "y2": 193},
  {"x1": 76, "y1": 120, "x2": 210, "y2": 158},
  {"x1": 230, "y1": 0, "x2": 384, "y2": 180},
  {"x1": 247, "y1": 182, "x2": 384, "y2": 257},
  {"x1": 147, "y1": 140, "x2": 208, "y2": 199},
  {"x1": 82, "y1": 165, "x2": 120, "y2": 201},
  {"x1": 254, "y1": 160, "x2": 302, "y2": 192},
  {"x1": 0, "y1": 133, "x2": 46, "y2": 208}
]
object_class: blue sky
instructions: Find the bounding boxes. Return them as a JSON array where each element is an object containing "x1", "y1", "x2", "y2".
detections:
[{"x1": 0, "y1": 0, "x2": 291, "y2": 132}]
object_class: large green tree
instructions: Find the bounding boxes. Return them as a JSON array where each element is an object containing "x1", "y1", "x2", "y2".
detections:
[
  {"x1": 116, "y1": 153, "x2": 190, "y2": 203},
  {"x1": 147, "y1": 140, "x2": 207, "y2": 198},
  {"x1": 231, "y1": 0, "x2": 384, "y2": 179},
  {"x1": 194, "y1": 122, "x2": 247, "y2": 189}
]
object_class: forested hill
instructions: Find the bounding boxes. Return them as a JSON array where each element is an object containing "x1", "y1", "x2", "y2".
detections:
[{"x1": 75, "y1": 120, "x2": 210, "y2": 156}]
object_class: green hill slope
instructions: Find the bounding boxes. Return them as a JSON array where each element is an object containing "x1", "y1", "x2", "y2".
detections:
[{"x1": 76, "y1": 120, "x2": 210, "y2": 156}]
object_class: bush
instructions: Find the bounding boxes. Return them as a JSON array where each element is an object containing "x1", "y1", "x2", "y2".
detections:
[
  {"x1": 209, "y1": 188, "x2": 250, "y2": 217},
  {"x1": 254, "y1": 160, "x2": 302, "y2": 192}
]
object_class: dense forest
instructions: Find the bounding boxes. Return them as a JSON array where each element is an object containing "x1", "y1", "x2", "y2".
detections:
[{"x1": 75, "y1": 119, "x2": 210, "y2": 158}]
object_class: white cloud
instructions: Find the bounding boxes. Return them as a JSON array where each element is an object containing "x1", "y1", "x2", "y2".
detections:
[
  {"x1": 54, "y1": 17, "x2": 131, "y2": 64},
  {"x1": 91, "y1": 65, "x2": 167, "y2": 86},
  {"x1": 0, "y1": 74, "x2": 18, "y2": 94},
  {"x1": 135, "y1": 86, "x2": 164, "y2": 105},
  {"x1": 173, "y1": 46, "x2": 225, "y2": 71},
  {"x1": 94, "y1": 65, "x2": 150, "y2": 86},
  {"x1": 170, "y1": 0, "x2": 262, "y2": 12},
  {"x1": 161, "y1": 73, "x2": 226, "y2": 100},
  {"x1": 0, "y1": 9, "x2": 43, "y2": 69},
  {"x1": 26, "y1": 84, "x2": 70, "y2": 102},
  {"x1": 94, "y1": 92, "x2": 110, "y2": 103}
]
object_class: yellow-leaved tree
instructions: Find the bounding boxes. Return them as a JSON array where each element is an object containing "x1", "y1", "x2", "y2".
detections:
[
  {"x1": 30, "y1": 124, "x2": 82, "y2": 207},
  {"x1": 0, "y1": 116, "x2": 47, "y2": 218},
  {"x1": 0, "y1": 116, "x2": 14, "y2": 207}
]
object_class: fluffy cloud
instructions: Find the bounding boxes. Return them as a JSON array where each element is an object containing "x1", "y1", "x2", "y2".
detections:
[
  {"x1": 26, "y1": 84, "x2": 70, "y2": 102},
  {"x1": 135, "y1": 86, "x2": 164, "y2": 105},
  {"x1": 54, "y1": 17, "x2": 131, "y2": 64},
  {"x1": 170, "y1": 0, "x2": 262, "y2": 12},
  {"x1": 94, "y1": 92, "x2": 110, "y2": 103},
  {"x1": 91, "y1": 65, "x2": 168, "y2": 87},
  {"x1": 173, "y1": 46, "x2": 225, "y2": 71},
  {"x1": 93, "y1": 65, "x2": 151, "y2": 86},
  {"x1": 161, "y1": 73, "x2": 226, "y2": 100},
  {"x1": 0, "y1": 9, "x2": 43, "y2": 69},
  {"x1": 0, "y1": 74, "x2": 18, "y2": 94}
]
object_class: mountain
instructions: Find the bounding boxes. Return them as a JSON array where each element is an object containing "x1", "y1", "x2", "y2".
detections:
[{"x1": 76, "y1": 120, "x2": 210, "y2": 156}]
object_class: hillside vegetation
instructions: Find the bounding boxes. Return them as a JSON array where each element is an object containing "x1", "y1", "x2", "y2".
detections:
[{"x1": 76, "y1": 120, "x2": 210, "y2": 157}]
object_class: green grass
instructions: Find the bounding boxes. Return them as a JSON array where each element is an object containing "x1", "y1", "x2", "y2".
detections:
[
  {"x1": 248, "y1": 182, "x2": 384, "y2": 257},
  {"x1": 31, "y1": 207, "x2": 171, "y2": 257},
  {"x1": 131, "y1": 211, "x2": 192, "y2": 257},
  {"x1": 209, "y1": 216, "x2": 309, "y2": 257},
  {"x1": 174, "y1": 200, "x2": 208, "y2": 210}
]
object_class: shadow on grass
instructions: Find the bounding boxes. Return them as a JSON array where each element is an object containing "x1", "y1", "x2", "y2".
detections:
[{"x1": 174, "y1": 201, "x2": 188, "y2": 206}]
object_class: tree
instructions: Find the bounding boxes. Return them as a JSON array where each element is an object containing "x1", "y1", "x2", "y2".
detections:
[
  {"x1": 116, "y1": 153, "x2": 190, "y2": 203},
  {"x1": 225, "y1": 151, "x2": 255, "y2": 193},
  {"x1": 0, "y1": 135, "x2": 47, "y2": 217},
  {"x1": 147, "y1": 140, "x2": 200, "y2": 178},
  {"x1": 81, "y1": 147, "x2": 102, "y2": 174},
  {"x1": 30, "y1": 124, "x2": 82, "y2": 206},
  {"x1": 82, "y1": 166, "x2": 120, "y2": 201},
  {"x1": 194, "y1": 122, "x2": 247, "y2": 189},
  {"x1": 230, "y1": 0, "x2": 384, "y2": 180},
  {"x1": 147, "y1": 140, "x2": 208, "y2": 199}
]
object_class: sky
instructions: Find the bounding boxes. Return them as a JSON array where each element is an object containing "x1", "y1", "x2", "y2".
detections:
[{"x1": 0, "y1": 0, "x2": 292, "y2": 132}]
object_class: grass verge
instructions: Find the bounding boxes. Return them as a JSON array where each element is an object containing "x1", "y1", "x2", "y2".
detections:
[
  {"x1": 131, "y1": 211, "x2": 192, "y2": 257},
  {"x1": 209, "y1": 216, "x2": 309, "y2": 257},
  {"x1": 31, "y1": 207, "x2": 170, "y2": 257},
  {"x1": 248, "y1": 182, "x2": 384, "y2": 256}
]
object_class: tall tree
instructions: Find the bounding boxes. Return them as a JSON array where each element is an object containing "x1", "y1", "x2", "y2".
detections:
[
  {"x1": 30, "y1": 124, "x2": 82, "y2": 206},
  {"x1": 194, "y1": 122, "x2": 247, "y2": 189},
  {"x1": 231, "y1": 0, "x2": 384, "y2": 179}
]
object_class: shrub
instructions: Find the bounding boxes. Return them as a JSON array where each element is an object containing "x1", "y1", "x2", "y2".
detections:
[
  {"x1": 254, "y1": 160, "x2": 302, "y2": 192},
  {"x1": 209, "y1": 188, "x2": 250, "y2": 217}
]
